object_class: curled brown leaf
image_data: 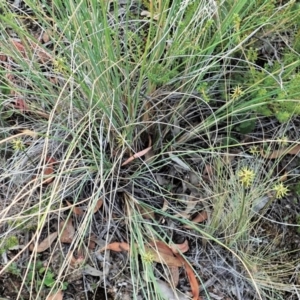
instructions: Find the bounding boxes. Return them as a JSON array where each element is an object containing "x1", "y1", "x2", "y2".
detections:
[
  {"x1": 148, "y1": 240, "x2": 173, "y2": 256},
  {"x1": 122, "y1": 146, "x2": 152, "y2": 166},
  {"x1": 170, "y1": 240, "x2": 189, "y2": 254},
  {"x1": 184, "y1": 211, "x2": 208, "y2": 229},
  {"x1": 100, "y1": 242, "x2": 130, "y2": 252},
  {"x1": 67, "y1": 251, "x2": 85, "y2": 269},
  {"x1": 169, "y1": 265, "x2": 180, "y2": 287},
  {"x1": 175, "y1": 254, "x2": 201, "y2": 300}
]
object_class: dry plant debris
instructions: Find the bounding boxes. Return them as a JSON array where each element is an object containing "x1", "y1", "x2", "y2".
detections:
[
  {"x1": 45, "y1": 290, "x2": 63, "y2": 300},
  {"x1": 100, "y1": 239, "x2": 201, "y2": 300}
]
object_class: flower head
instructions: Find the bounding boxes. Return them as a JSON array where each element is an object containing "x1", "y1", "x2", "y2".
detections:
[
  {"x1": 273, "y1": 183, "x2": 289, "y2": 199},
  {"x1": 53, "y1": 57, "x2": 67, "y2": 73},
  {"x1": 230, "y1": 85, "x2": 243, "y2": 101},
  {"x1": 11, "y1": 138, "x2": 26, "y2": 151},
  {"x1": 237, "y1": 167, "x2": 255, "y2": 187},
  {"x1": 276, "y1": 136, "x2": 289, "y2": 147},
  {"x1": 141, "y1": 250, "x2": 155, "y2": 264},
  {"x1": 249, "y1": 146, "x2": 260, "y2": 156}
]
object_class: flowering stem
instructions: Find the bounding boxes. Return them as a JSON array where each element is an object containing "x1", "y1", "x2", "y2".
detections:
[{"x1": 235, "y1": 189, "x2": 246, "y2": 234}]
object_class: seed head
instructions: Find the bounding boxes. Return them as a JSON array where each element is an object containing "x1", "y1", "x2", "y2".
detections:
[{"x1": 237, "y1": 167, "x2": 255, "y2": 187}]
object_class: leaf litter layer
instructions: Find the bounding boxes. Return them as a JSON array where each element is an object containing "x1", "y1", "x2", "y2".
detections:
[{"x1": 0, "y1": 0, "x2": 300, "y2": 299}]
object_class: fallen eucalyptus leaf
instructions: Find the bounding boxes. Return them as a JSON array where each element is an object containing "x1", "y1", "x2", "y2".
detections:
[
  {"x1": 59, "y1": 218, "x2": 75, "y2": 244},
  {"x1": 122, "y1": 146, "x2": 152, "y2": 166},
  {"x1": 29, "y1": 231, "x2": 58, "y2": 253},
  {"x1": 155, "y1": 279, "x2": 190, "y2": 300},
  {"x1": 252, "y1": 195, "x2": 271, "y2": 213},
  {"x1": 46, "y1": 290, "x2": 63, "y2": 300},
  {"x1": 84, "y1": 264, "x2": 103, "y2": 277},
  {"x1": 169, "y1": 154, "x2": 190, "y2": 171},
  {"x1": 93, "y1": 198, "x2": 103, "y2": 213},
  {"x1": 66, "y1": 200, "x2": 84, "y2": 216}
]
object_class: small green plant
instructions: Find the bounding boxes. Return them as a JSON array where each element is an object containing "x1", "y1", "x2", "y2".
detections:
[
  {"x1": 0, "y1": 235, "x2": 19, "y2": 255},
  {"x1": 6, "y1": 262, "x2": 21, "y2": 276},
  {"x1": 276, "y1": 136, "x2": 289, "y2": 147},
  {"x1": 235, "y1": 118, "x2": 256, "y2": 134},
  {"x1": 293, "y1": 182, "x2": 300, "y2": 196},
  {"x1": 26, "y1": 260, "x2": 68, "y2": 291}
]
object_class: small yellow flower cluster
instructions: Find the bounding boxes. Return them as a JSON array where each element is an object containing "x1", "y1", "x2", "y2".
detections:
[
  {"x1": 237, "y1": 167, "x2": 255, "y2": 188},
  {"x1": 233, "y1": 13, "x2": 241, "y2": 32},
  {"x1": 11, "y1": 139, "x2": 26, "y2": 151},
  {"x1": 273, "y1": 183, "x2": 289, "y2": 199},
  {"x1": 141, "y1": 250, "x2": 155, "y2": 264},
  {"x1": 53, "y1": 57, "x2": 67, "y2": 73},
  {"x1": 249, "y1": 146, "x2": 260, "y2": 156},
  {"x1": 276, "y1": 136, "x2": 289, "y2": 147},
  {"x1": 230, "y1": 85, "x2": 243, "y2": 101}
]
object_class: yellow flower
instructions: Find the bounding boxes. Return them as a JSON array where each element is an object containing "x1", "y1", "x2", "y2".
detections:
[
  {"x1": 237, "y1": 167, "x2": 255, "y2": 187},
  {"x1": 273, "y1": 183, "x2": 289, "y2": 199},
  {"x1": 53, "y1": 57, "x2": 67, "y2": 73},
  {"x1": 11, "y1": 139, "x2": 26, "y2": 151},
  {"x1": 230, "y1": 85, "x2": 243, "y2": 101},
  {"x1": 249, "y1": 146, "x2": 260, "y2": 156},
  {"x1": 276, "y1": 136, "x2": 289, "y2": 147},
  {"x1": 141, "y1": 250, "x2": 155, "y2": 264}
]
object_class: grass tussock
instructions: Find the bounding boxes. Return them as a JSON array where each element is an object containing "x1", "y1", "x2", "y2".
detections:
[{"x1": 1, "y1": 0, "x2": 300, "y2": 299}]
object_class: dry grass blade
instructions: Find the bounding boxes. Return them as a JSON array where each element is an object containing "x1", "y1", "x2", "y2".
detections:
[
  {"x1": 0, "y1": 130, "x2": 37, "y2": 145},
  {"x1": 135, "y1": 203, "x2": 155, "y2": 219},
  {"x1": 174, "y1": 197, "x2": 197, "y2": 218},
  {"x1": 34, "y1": 156, "x2": 57, "y2": 185}
]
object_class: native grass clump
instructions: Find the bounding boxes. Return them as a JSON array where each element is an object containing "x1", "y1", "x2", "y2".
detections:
[{"x1": 0, "y1": 0, "x2": 300, "y2": 299}]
